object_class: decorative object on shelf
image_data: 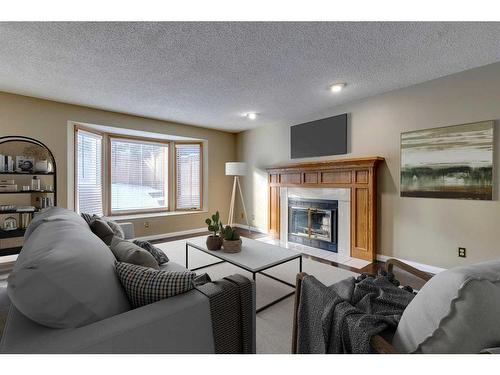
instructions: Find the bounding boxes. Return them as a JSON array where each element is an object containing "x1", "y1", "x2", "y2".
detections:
[
  {"x1": 221, "y1": 225, "x2": 242, "y2": 253},
  {"x1": 20, "y1": 213, "x2": 32, "y2": 229},
  {"x1": 22, "y1": 185, "x2": 30, "y2": 191},
  {"x1": 16, "y1": 156, "x2": 35, "y2": 172},
  {"x1": 31, "y1": 176, "x2": 41, "y2": 191},
  {"x1": 401, "y1": 121, "x2": 494, "y2": 200},
  {"x1": 35, "y1": 160, "x2": 49, "y2": 173},
  {"x1": 2, "y1": 216, "x2": 18, "y2": 231},
  {"x1": 205, "y1": 211, "x2": 222, "y2": 251},
  {"x1": 225, "y1": 161, "x2": 250, "y2": 230}
]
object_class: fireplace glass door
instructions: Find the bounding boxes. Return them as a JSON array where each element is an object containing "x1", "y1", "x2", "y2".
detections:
[{"x1": 288, "y1": 198, "x2": 338, "y2": 252}]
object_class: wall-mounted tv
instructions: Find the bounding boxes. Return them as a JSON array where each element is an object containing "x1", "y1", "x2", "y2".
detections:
[{"x1": 290, "y1": 113, "x2": 348, "y2": 159}]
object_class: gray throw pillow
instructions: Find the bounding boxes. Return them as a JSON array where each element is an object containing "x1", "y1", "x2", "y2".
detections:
[
  {"x1": 110, "y1": 237, "x2": 160, "y2": 269},
  {"x1": 115, "y1": 262, "x2": 195, "y2": 308},
  {"x1": 80, "y1": 212, "x2": 98, "y2": 225},
  {"x1": 89, "y1": 218, "x2": 115, "y2": 246},
  {"x1": 133, "y1": 239, "x2": 169, "y2": 264},
  {"x1": 106, "y1": 219, "x2": 125, "y2": 239},
  {"x1": 393, "y1": 259, "x2": 500, "y2": 353}
]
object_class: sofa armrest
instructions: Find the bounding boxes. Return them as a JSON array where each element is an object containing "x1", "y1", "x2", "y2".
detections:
[
  {"x1": 1, "y1": 289, "x2": 214, "y2": 354},
  {"x1": 118, "y1": 222, "x2": 135, "y2": 240}
]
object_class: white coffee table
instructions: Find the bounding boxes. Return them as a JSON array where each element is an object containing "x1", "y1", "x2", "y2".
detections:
[{"x1": 185, "y1": 236, "x2": 302, "y2": 312}]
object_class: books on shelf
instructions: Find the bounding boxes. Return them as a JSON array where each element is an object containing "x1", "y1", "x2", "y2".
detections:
[
  {"x1": 16, "y1": 206, "x2": 36, "y2": 212},
  {"x1": 1, "y1": 155, "x2": 14, "y2": 172},
  {"x1": 0, "y1": 179, "x2": 15, "y2": 185},
  {"x1": 0, "y1": 184, "x2": 17, "y2": 192}
]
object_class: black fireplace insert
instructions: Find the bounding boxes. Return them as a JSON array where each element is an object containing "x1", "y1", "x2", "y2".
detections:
[{"x1": 288, "y1": 198, "x2": 338, "y2": 252}]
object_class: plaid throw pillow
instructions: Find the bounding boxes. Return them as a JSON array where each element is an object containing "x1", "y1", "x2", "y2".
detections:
[
  {"x1": 133, "y1": 240, "x2": 169, "y2": 264},
  {"x1": 115, "y1": 262, "x2": 195, "y2": 308}
]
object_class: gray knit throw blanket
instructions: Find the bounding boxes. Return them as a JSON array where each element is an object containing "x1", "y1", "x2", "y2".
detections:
[{"x1": 297, "y1": 274, "x2": 415, "y2": 354}]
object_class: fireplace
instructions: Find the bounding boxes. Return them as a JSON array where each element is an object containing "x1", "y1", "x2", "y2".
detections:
[{"x1": 288, "y1": 198, "x2": 338, "y2": 252}]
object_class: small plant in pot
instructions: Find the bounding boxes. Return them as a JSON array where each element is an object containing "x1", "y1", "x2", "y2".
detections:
[
  {"x1": 205, "y1": 211, "x2": 223, "y2": 250},
  {"x1": 220, "y1": 225, "x2": 242, "y2": 253}
]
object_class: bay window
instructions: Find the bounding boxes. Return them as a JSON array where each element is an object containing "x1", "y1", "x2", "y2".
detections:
[{"x1": 74, "y1": 126, "x2": 203, "y2": 216}]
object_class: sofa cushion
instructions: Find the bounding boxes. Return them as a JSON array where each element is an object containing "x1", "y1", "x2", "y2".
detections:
[
  {"x1": 106, "y1": 220, "x2": 125, "y2": 239},
  {"x1": 110, "y1": 237, "x2": 159, "y2": 269},
  {"x1": 115, "y1": 262, "x2": 195, "y2": 308},
  {"x1": 89, "y1": 218, "x2": 115, "y2": 246},
  {"x1": 7, "y1": 209, "x2": 130, "y2": 329},
  {"x1": 133, "y1": 239, "x2": 169, "y2": 264},
  {"x1": 393, "y1": 259, "x2": 500, "y2": 353},
  {"x1": 81, "y1": 213, "x2": 126, "y2": 240}
]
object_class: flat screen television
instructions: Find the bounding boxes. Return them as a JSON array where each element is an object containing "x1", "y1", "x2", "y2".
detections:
[{"x1": 290, "y1": 113, "x2": 347, "y2": 159}]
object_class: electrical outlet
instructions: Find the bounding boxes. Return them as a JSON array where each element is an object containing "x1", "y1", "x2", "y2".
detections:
[
  {"x1": 144, "y1": 221, "x2": 150, "y2": 229},
  {"x1": 458, "y1": 247, "x2": 466, "y2": 258}
]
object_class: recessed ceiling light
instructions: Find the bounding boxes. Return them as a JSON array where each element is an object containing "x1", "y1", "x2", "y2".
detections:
[
  {"x1": 330, "y1": 82, "x2": 346, "y2": 93},
  {"x1": 245, "y1": 112, "x2": 259, "y2": 120}
]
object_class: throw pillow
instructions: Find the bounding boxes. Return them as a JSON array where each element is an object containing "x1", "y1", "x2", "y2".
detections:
[
  {"x1": 133, "y1": 239, "x2": 169, "y2": 264},
  {"x1": 80, "y1": 212, "x2": 98, "y2": 226},
  {"x1": 106, "y1": 219, "x2": 125, "y2": 239},
  {"x1": 110, "y1": 237, "x2": 160, "y2": 269},
  {"x1": 89, "y1": 218, "x2": 115, "y2": 245},
  {"x1": 115, "y1": 262, "x2": 195, "y2": 308},
  {"x1": 393, "y1": 259, "x2": 500, "y2": 353}
]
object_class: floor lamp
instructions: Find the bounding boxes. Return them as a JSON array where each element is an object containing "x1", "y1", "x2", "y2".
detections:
[{"x1": 226, "y1": 162, "x2": 250, "y2": 231}]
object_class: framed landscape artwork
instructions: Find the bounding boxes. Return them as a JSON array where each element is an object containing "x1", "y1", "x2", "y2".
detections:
[{"x1": 401, "y1": 121, "x2": 494, "y2": 200}]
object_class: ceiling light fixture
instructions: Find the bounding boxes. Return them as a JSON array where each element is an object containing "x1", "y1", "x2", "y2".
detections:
[
  {"x1": 330, "y1": 82, "x2": 346, "y2": 93},
  {"x1": 245, "y1": 112, "x2": 258, "y2": 120}
]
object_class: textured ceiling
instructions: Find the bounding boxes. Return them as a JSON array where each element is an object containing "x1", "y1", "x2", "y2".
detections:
[{"x1": 1, "y1": 22, "x2": 500, "y2": 132}]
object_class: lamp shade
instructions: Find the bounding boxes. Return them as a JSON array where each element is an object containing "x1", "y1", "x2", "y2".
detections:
[{"x1": 225, "y1": 162, "x2": 247, "y2": 176}]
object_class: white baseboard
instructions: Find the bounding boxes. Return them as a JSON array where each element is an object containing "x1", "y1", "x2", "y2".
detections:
[
  {"x1": 377, "y1": 254, "x2": 446, "y2": 275},
  {"x1": 134, "y1": 227, "x2": 207, "y2": 241},
  {"x1": 233, "y1": 223, "x2": 269, "y2": 235}
]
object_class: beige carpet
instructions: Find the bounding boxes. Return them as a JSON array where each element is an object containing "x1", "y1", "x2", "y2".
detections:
[{"x1": 156, "y1": 236, "x2": 358, "y2": 354}]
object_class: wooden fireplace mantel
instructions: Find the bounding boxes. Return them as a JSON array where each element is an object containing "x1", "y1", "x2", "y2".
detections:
[{"x1": 266, "y1": 156, "x2": 384, "y2": 262}]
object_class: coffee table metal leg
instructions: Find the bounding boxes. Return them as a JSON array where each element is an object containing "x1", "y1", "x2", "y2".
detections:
[
  {"x1": 255, "y1": 255, "x2": 302, "y2": 313},
  {"x1": 185, "y1": 243, "x2": 188, "y2": 269}
]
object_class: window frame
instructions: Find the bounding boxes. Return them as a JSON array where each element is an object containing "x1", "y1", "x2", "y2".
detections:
[
  {"x1": 74, "y1": 125, "x2": 105, "y2": 216},
  {"x1": 107, "y1": 134, "x2": 171, "y2": 216},
  {"x1": 74, "y1": 126, "x2": 204, "y2": 217},
  {"x1": 174, "y1": 141, "x2": 204, "y2": 212}
]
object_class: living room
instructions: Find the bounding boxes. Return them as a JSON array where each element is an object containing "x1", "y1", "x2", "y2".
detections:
[{"x1": 1, "y1": 1, "x2": 500, "y2": 371}]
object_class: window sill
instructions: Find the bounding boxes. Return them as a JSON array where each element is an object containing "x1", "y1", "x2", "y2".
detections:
[{"x1": 105, "y1": 210, "x2": 208, "y2": 221}]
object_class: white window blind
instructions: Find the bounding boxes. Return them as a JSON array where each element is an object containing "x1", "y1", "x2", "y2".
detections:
[
  {"x1": 110, "y1": 138, "x2": 168, "y2": 213},
  {"x1": 175, "y1": 143, "x2": 201, "y2": 210},
  {"x1": 76, "y1": 129, "x2": 103, "y2": 216}
]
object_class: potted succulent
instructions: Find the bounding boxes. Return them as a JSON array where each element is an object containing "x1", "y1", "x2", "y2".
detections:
[
  {"x1": 220, "y1": 225, "x2": 242, "y2": 253},
  {"x1": 205, "y1": 211, "x2": 223, "y2": 250}
]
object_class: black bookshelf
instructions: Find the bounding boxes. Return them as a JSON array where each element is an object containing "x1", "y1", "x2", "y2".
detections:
[{"x1": 0, "y1": 135, "x2": 58, "y2": 256}]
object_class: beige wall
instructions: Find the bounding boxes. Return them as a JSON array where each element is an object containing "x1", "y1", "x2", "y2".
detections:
[
  {"x1": 0, "y1": 92, "x2": 236, "y2": 237},
  {"x1": 236, "y1": 62, "x2": 500, "y2": 269}
]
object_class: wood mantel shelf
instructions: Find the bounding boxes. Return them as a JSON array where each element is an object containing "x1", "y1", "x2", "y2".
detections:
[{"x1": 266, "y1": 156, "x2": 384, "y2": 262}]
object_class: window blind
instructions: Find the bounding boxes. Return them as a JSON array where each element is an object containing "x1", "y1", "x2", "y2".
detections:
[
  {"x1": 110, "y1": 138, "x2": 168, "y2": 213},
  {"x1": 175, "y1": 143, "x2": 201, "y2": 210},
  {"x1": 76, "y1": 129, "x2": 103, "y2": 216}
]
